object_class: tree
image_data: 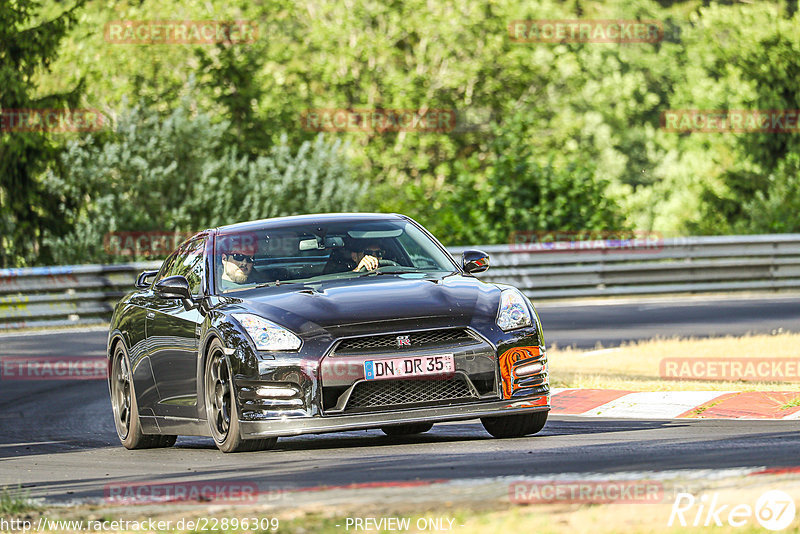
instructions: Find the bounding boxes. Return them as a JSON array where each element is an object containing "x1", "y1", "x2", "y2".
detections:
[
  {"x1": 678, "y1": 3, "x2": 800, "y2": 234},
  {"x1": 0, "y1": 0, "x2": 85, "y2": 267},
  {"x1": 405, "y1": 116, "x2": 628, "y2": 245},
  {"x1": 42, "y1": 98, "x2": 364, "y2": 264},
  {"x1": 737, "y1": 153, "x2": 800, "y2": 233},
  {"x1": 16, "y1": 0, "x2": 800, "y2": 254}
]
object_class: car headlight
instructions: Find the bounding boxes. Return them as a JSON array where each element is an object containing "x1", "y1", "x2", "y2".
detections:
[
  {"x1": 496, "y1": 289, "x2": 533, "y2": 331},
  {"x1": 232, "y1": 313, "x2": 302, "y2": 351}
]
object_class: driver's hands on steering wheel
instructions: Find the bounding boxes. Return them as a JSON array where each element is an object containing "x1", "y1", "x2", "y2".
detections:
[{"x1": 354, "y1": 254, "x2": 379, "y2": 271}]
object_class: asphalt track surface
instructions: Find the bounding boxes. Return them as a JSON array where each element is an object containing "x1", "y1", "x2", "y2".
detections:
[{"x1": 1, "y1": 295, "x2": 799, "y2": 504}]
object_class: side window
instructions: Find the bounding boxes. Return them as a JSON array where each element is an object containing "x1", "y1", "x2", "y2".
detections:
[
  {"x1": 155, "y1": 252, "x2": 179, "y2": 285},
  {"x1": 168, "y1": 238, "x2": 206, "y2": 296}
]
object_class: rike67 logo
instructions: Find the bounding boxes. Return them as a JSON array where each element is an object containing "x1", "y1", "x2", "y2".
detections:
[{"x1": 669, "y1": 490, "x2": 796, "y2": 531}]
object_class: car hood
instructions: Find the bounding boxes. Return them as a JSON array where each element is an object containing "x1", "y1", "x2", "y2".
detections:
[{"x1": 226, "y1": 273, "x2": 502, "y2": 337}]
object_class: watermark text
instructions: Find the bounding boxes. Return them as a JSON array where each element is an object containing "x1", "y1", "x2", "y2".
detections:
[
  {"x1": 510, "y1": 480, "x2": 663, "y2": 504},
  {"x1": 300, "y1": 109, "x2": 456, "y2": 133},
  {"x1": 0, "y1": 109, "x2": 104, "y2": 133},
  {"x1": 0, "y1": 357, "x2": 106, "y2": 381},
  {"x1": 509, "y1": 230, "x2": 665, "y2": 254},
  {"x1": 661, "y1": 110, "x2": 800, "y2": 133},
  {"x1": 509, "y1": 20, "x2": 663, "y2": 43},
  {"x1": 660, "y1": 358, "x2": 800, "y2": 382},
  {"x1": 104, "y1": 20, "x2": 259, "y2": 44}
]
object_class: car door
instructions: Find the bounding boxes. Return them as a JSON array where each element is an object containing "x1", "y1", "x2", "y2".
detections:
[
  {"x1": 126, "y1": 287, "x2": 162, "y2": 415},
  {"x1": 131, "y1": 253, "x2": 179, "y2": 414},
  {"x1": 146, "y1": 237, "x2": 206, "y2": 418}
]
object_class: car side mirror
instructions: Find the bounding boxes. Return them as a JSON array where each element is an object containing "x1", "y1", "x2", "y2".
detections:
[
  {"x1": 462, "y1": 250, "x2": 489, "y2": 274},
  {"x1": 135, "y1": 269, "x2": 158, "y2": 289},
  {"x1": 154, "y1": 275, "x2": 192, "y2": 300}
]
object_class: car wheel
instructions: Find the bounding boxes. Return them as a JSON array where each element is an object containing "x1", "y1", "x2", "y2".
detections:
[
  {"x1": 480, "y1": 411, "x2": 548, "y2": 439},
  {"x1": 380, "y1": 422, "x2": 434, "y2": 436},
  {"x1": 110, "y1": 343, "x2": 177, "y2": 449},
  {"x1": 204, "y1": 339, "x2": 277, "y2": 453}
]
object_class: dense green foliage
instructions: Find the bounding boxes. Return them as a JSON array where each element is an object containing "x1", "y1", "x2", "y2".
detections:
[
  {"x1": 43, "y1": 99, "x2": 362, "y2": 263},
  {"x1": 2, "y1": 0, "x2": 799, "y2": 266},
  {"x1": 406, "y1": 118, "x2": 628, "y2": 245},
  {"x1": 0, "y1": 0, "x2": 85, "y2": 267}
]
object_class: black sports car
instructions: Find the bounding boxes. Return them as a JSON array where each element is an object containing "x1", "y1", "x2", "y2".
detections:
[{"x1": 107, "y1": 213, "x2": 549, "y2": 452}]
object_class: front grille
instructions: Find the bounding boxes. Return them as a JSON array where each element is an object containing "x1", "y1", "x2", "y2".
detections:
[
  {"x1": 334, "y1": 328, "x2": 473, "y2": 354},
  {"x1": 344, "y1": 377, "x2": 478, "y2": 412}
]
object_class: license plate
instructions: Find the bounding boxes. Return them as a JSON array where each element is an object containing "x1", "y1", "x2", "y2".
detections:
[{"x1": 364, "y1": 354, "x2": 454, "y2": 380}]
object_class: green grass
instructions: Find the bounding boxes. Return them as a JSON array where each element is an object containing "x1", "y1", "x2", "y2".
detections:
[
  {"x1": 0, "y1": 486, "x2": 38, "y2": 515},
  {"x1": 781, "y1": 398, "x2": 800, "y2": 410}
]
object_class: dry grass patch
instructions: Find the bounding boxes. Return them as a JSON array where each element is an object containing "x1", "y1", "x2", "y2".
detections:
[{"x1": 548, "y1": 332, "x2": 800, "y2": 391}]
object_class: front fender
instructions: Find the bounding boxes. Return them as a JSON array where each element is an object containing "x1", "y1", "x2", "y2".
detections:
[{"x1": 200, "y1": 308, "x2": 320, "y2": 421}]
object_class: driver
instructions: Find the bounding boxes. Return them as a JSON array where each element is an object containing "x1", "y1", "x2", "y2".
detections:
[
  {"x1": 323, "y1": 240, "x2": 383, "y2": 273},
  {"x1": 221, "y1": 247, "x2": 259, "y2": 285},
  {"x1": 352, "y1": 241, "x2": 383, "y2": 271}
]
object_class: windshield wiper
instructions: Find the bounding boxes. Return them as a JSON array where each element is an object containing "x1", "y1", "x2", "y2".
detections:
[{"x1": 253, "y1": 280, "x2": 305, "y2": 289}]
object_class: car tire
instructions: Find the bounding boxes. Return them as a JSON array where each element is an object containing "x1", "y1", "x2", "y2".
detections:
[
  {"x1": 480, "y1": 411, "x2": 548, "y2": 439},
  {"x1": 380, "y1": 422, "x2": 434, "y2": 436},
  {"x1": 110, "y1": 343, "x2": 177, "y2": 449},
  {"x1": 204, "y1": 339, "x2": 277, "y2": 453}
]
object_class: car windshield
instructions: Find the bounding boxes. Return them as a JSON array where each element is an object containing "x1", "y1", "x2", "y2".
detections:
[{"x1": 214, "y1": 219, "x2": 456, "y2": 294}]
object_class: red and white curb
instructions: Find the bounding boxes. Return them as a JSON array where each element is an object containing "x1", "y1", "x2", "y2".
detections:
[{"x1": 550, "y1": 389, "x2": 800, "y2": 420}]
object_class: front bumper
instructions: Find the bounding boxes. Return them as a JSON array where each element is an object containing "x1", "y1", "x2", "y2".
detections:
[
  {"x1": 239, "y1": 394, "x2": 549, "y2": 438},
  {"x1": 234, "y1": 324, "x2": 548, "y2": 438}
]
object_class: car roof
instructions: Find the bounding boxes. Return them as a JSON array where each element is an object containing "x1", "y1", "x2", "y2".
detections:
[{"x1": 213, "y1": 213, "x2": 408, "y2": 233}]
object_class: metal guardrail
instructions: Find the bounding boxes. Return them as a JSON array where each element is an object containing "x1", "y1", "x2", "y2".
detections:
[
  {"x1": 2, "y1": 234, "x2": 799, "y2": 330},
  {"x1": 451, "y1": 233, "x2": 800, "y2": 299},
  {"x1": 0, "y1": 262, "x2": 160, "y2": 330}
]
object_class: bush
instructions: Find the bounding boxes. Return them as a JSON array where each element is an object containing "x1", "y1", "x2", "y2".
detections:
[
  {"x1": 736, "y1": 154, "x2": 800, "y2": 234},
  {"x1": 397, "y1": 119, "x2": 628, "y2": 246},
  {"x1": 43, "y1": 99, "x2": 363, "y2": 264}
]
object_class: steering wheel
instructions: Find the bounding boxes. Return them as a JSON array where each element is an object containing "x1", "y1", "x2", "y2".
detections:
[{"x1": 355, "y1": 259, "x2": 399, "y2": 272}]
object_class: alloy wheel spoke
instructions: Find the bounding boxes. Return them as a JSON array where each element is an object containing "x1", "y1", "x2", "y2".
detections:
[
  {"x1": 208, "y1": 354, "x2": 233, "y2": 438},
  {"x1": 113, "y1": 353, "x2": 132, "y2": 436},
  {"x1": 222, "y1": 405, "x2": 230, "y2": 425},
  {"x1": 210, "y1": 358, "x2": 221, "y2": 383},
  {"x1": 215, "y1": 382, "x2": 225, "y2": 408}
]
